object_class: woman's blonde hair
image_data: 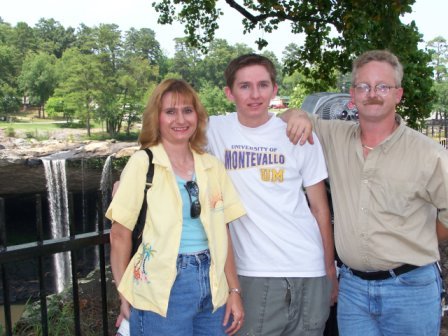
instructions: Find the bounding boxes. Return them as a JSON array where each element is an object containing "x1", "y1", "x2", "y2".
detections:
[{"x1": 139, "y1": 79, "x2": 208, "y2": 153}]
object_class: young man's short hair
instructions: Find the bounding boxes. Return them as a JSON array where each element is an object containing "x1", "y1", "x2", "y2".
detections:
[{"x1": 224, "y1": 54, "x2": 277, "y2": 89}]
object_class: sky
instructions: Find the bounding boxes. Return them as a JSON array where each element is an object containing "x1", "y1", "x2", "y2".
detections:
[{"x1": 1, "y1": 0, "x2": 447, "y2": 59}]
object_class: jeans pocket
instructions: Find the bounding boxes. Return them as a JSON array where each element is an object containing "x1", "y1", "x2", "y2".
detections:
[
  {"x1": 397, "y1": 265, "x2": 436, "y2": 286},
  {"x1": 338, "y1": 265, "x2": 352, "y2": 279}
]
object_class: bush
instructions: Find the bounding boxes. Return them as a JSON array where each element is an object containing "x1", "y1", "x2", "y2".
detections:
[
  {"x1": 6, "y1": 127, "x2": 15, "y2": 137},
  {"x1": 13, "y1": 267, "x2": 119, "y2": 335}
]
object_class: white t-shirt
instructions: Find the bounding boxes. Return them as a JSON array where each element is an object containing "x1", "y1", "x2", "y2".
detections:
[{"x1": 207, "y1": 113, "x2": 328, "y2": 277}]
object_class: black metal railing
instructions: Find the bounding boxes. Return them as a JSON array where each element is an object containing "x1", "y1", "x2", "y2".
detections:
[{"x1": 0, "y1": 193, "x2": 111, "y2": 335}]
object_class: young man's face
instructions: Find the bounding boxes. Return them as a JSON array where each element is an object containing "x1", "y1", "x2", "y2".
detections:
[{"x1": 225, "y1": 64, "x2": 278, "y2": 127}]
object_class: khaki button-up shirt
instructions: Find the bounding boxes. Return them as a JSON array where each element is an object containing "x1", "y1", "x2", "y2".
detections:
[{"x1": 313, "y1": 115, "x2": 448, "y2": 271}]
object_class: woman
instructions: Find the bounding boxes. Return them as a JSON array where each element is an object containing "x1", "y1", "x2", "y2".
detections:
[{"x1": 106, "y1": 79, "x2": 245, "y2": 335}]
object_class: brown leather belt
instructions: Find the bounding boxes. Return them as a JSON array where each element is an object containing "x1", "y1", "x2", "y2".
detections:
[{"x1": 349, "y1": 264, "x2": 420, "y2": 281}]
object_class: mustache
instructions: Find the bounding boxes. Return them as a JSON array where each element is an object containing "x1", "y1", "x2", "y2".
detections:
[{"x1": 363, "y1": 97, "x2": 383, "y2": 105}]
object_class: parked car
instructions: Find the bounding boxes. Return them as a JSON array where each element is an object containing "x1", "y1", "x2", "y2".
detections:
[{"x1": 269, "y1": 98, "x2": 288, "y2": 109}]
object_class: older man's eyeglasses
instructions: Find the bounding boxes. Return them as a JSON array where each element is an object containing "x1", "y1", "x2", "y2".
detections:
[
  {"x1": 353, "y1": 83, "x2": 397, "y2": 96},
  {"x1": 184, "y1": 181, "x2": 201, "y2": 218}
]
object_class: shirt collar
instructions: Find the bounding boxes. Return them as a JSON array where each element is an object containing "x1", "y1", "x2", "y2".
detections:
[
  {"x1": 353, "y1": 114, "x2": 405, "y2": 153},
  {"x1": 382, "y1": 114, "x2": 406, "y2": 153},
  {"x1": 149, "y1": 143, "x2": 212, "y2": 172}
]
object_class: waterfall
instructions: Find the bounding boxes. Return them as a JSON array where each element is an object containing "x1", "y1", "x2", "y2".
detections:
[
  {"x1": 42, "y1": 159, "x2": 72, "y2": 294},
  {"x1": 81, "y1": 158, "x2": 87, "y2": 233},
  {"x1": 86, "y1": 154, "x2": 113, "y2": 267},
  {"x1": 100, "y1": 155, "x2": 113, "y2": 229}
]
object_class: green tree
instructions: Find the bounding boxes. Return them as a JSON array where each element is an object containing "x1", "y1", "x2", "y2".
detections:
[
  {"x1": 45, "y1": 96, "x2": 76, "y2": 122},
  {"x1": 433, "y1": 82, "x2": 448, "y2": 112},
  {"x1": 427, "y1": 36, "x2": 448, "y2": 127},
  {"x1": 281, "y1": 69, "x2": 307, "y2": 106},
  {"x1": 95, "y1": 23, "x2": 122, "y2": 71},
  {"x1": 261, "y1": 50, "x2": 283, "y2": 93},
  {"x1": 124, "y1": 27, "x2": 163, "y2": 65},
  {"x1": 34, "y1": 18, "x2": 76, "y2": 58},
  {"x1": 199, "y1": 39, "x2": 238, "y2": 89},
  {"x1": 18, "y1": 52, "x2": 58, "y2": 118},
  {"x1": 0, "y1": 85, "x2": 20, "y2": 116},
  {"x1": 79, "y1": 24, "x2": 124, "y2": 136},
  {"x1": 74, "y1": 23, "x2": 97, "y2": 54},
  {"x1": 0, "y1": 21, "x2": 13, "y2": 44},
  {"x1": 161, "y1": 72, "x2": 182, "y2": 80},
  {"x1": 427, "y1": 36, "x2": 447, "y2": 83},
  {"x1": 233, "y1": 43, "x2": 254, "y2": 57},
  {"x1": 12, "y1": 22, "x2": 35, "y2": 50},
  {"x1": 11, "y1": 22, "x2": 38, "y2": 59},
  {"x1": 152, "y1": 0, "x2": 433, "y2": 128},
  {"x1": 0, "y1": 44, "x2": 21, "y2": 115},
  {"x1": 171, "y1": 38, "x2": 202, "y2": 88},
  {"x1": 123, "y1": 27, "x2": 164, "y2": 83},
  {"x1": 112, "y1": 56, "x2": 157, "y2": 136},
  {"x1": 56, "y1": 48, "x2": 104, "y2": 136},
  {"x1": 199, "y1": 83, "x2": 234, "y2": 115},
  {"x1": 0, "y1": 24, "x2": 22, "y2": 116}
]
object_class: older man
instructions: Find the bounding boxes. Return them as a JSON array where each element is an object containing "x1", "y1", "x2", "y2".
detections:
[{"x1": 284, "y1": 50, "x2": 448, "y2": 335}]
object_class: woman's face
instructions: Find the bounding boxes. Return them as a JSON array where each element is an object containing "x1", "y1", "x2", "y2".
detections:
[{"x1": 159, "y1": 92, "x2": 198, "y2": 145}]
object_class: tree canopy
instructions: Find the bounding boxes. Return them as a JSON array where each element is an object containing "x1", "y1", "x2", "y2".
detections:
[
  {"x1": 0, "y1": 11, "x2": 446, "y2": 134},
  {"x1": 427, "y1": 36, "x2": 448, "y2": 123},
  {"x1": 152, "y1": 0, "x2": 434, "y2": 128}
]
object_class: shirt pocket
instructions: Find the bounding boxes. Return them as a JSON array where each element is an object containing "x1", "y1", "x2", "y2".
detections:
[{"x1": 371, "y1": 178, "x2": 414, "y2": 217}]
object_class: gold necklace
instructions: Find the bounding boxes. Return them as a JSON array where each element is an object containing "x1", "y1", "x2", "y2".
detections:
[
  {"x1": 361, "y1": 120, "x2": 398, "y2": 152},
  {"x1": 362, "y1": 143, "x2": 375, "y2": 151}
]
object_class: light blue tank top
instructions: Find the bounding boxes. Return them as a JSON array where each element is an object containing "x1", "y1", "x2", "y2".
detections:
[{"x1": 176, "y1": 175, "x2": 208, "y2": 253}]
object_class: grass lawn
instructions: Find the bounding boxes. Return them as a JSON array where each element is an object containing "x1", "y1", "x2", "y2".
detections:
[
  {"x1": 0, "y1": 108, "x2": 107, "y2": 139},
  {"x1": 1, "y1": 121, "x2": 65, "y2": 131},
  {"x1": 0, "y1": 119, "x2": 139, "y2": 142},
  {"x1": 0, "y1": 120, "x2": 86, "y2": 139}
]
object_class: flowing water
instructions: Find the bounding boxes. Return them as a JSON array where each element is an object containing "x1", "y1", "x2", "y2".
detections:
[
  {"x1": 42, "y1": 159, "x2": 72, "y2": 293},
  {"x1": 100, "y1": 155, "x2": 113, "y2": 224}
]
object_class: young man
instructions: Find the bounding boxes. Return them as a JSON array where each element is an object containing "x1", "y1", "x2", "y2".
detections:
[
  {"x1": 285, "y1": 50, "x2": 448, "y2": 335},
  {"x1": 207, "y1": 54, "x2": 338, "y2": 336}
]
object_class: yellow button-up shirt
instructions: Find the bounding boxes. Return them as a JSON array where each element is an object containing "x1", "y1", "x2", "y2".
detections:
[
  {"x1": 106, "y1": 143, "x2": 246, "y2": 316},
  {"x1": 312, "y1": 115, "x2": 448, "y2": 271}
]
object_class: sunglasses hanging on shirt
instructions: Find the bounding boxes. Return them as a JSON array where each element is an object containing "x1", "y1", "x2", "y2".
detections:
[{"x1": 184, "y1": 180, "x2": 201, "y2": 218}]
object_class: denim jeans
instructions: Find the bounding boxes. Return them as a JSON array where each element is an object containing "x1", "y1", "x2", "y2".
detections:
[
  {"x1": 130, "y1": 250, "x2": 226, "y2": 336},
  {"x1": 337, "y1": 263, "x2": 442, "y2": 336}
]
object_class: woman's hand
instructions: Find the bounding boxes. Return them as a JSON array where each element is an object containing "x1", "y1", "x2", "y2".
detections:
[
  {"x1": 115, "y1": 297, "x2": 131, "y2": 329},
  {"x1": 223, "y1": 292, "x2": 244, "y2": 335},
  {"x1": 120, "y1": 297, "x2": 131, "y2": 320}
]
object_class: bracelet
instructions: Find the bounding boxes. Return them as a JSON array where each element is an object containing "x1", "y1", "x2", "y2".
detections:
[{"x1": 229, "y1": 287, "x2": 242, "y2": 296}]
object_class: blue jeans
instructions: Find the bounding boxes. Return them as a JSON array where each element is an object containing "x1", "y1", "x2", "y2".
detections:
[
  {"x1": 130, "y1": 250, "x2": 226, "y2": 336},
  {"x1": 337, "y1": 263, "x2": 442, "y2": 336}
]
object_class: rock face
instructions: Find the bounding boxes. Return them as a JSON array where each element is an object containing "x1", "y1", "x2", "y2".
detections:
[{"x1": 0, "y1": 131, "x2": 139, "y2": 196}]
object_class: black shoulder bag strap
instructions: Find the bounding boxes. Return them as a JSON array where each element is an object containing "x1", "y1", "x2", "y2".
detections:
[{"x1": 131, "y1": 148, "x2": 154, "y2": 255}]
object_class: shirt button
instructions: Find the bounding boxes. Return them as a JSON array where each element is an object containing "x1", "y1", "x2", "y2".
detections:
[{"x1": 363, "y1": 179, "x2": 369, "y2": 184}]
